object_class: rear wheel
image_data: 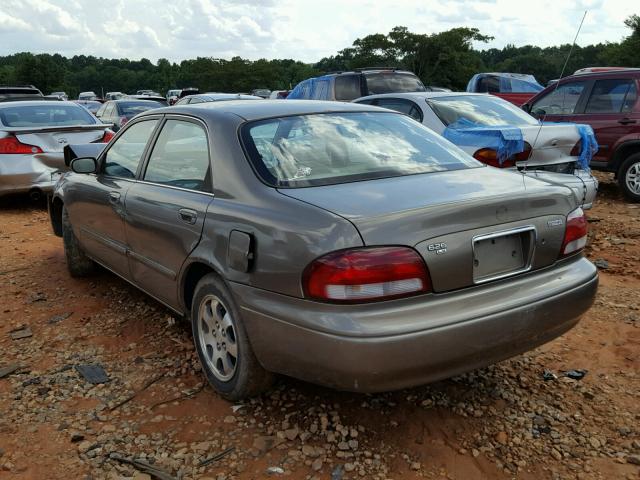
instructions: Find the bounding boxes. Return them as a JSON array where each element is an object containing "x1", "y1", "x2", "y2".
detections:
[
  {"x1": 62, "y1": 206, "x2": 96, "y2": 277},
  {"x1": 191, "y1": 274, "x2": 273, "y2": 400},
  {"x1": 618, "y1": 153, "x2": 640, "y2": 202}
]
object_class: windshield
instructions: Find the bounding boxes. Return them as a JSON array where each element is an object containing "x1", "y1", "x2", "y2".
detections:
[
  {"x1": 365, "y1": 73, "x2": 427, "y2": 95},
  {"x1": 427, "y1": 95, "x2": 540, "y2": 127},
  {"x1": 0, "y1": 104, "x2": 96, "y2": 127},
  {"x1": 242, "y1": 112, "x2": 479, "y2": 188},
  {"x1": 120, "y1": 102, "x2": 163, "y2": 117}
]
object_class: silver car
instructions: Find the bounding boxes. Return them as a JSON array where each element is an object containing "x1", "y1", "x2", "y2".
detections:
[
  {"x1": 354, "y1": 92, "x2": 599, "y2": 209},
  {"x1": 0, "y1": 101, "x2": 113, "y2": 198},
  {"x1": 48, "y1": 101, "x2": 598, "y2": 400}
]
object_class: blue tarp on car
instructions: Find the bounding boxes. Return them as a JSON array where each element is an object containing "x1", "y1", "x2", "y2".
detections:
[{"x1": 287, "y1": 76, "x2": 332, "y2": 100}]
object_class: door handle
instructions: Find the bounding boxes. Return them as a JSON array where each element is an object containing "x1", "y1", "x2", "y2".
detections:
[
  {"x1": 178, "y1": 208, "x2": 197, "y2": 224},
  {"x1": 618, "y1": 118, "x2": 637, "y2": 125},
  {"x1": 109, "y1": 191, "x2": 121, "y2": 203}
]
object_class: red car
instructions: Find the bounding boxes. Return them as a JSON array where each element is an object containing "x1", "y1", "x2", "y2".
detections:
[
  {"x1": 524, "y1": 68, "x2": 640, "y2": 201},
  {"x1": 466, "y1": 73, "x2": 544, "y2": 106}
]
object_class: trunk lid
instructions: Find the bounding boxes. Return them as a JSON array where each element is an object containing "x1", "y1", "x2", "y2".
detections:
[
  {"x1": 518, "y1": 124, "x2": 579, "y2": 168},
  {"x1": 8, "y1": 125, "x2": 108, "y2": 153},
  {"x1": 281, "y1": 167, "x2": 576, "y2": 292}
]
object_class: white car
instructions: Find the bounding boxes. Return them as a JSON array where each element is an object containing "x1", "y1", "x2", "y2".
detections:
[{"x1": 354, "y1": 92, "x2": 599, "y2": 209}]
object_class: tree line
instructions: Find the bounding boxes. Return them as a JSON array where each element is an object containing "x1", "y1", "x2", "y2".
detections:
[{"x1": 0, "y1": 15, "x2": 638, "y2": 98}]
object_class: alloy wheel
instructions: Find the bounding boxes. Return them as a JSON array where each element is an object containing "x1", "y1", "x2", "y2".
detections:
[
  {"x1": 197, "y1": 294, "x2": 238, "y2": 381},
  {"x1": 626, "y1": 161, "x2": 640, "y2": 195}
]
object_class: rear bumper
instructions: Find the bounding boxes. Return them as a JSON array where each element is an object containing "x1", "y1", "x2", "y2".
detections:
[
  {"x1": 231, "y1": 257, "x2": 598, "y2": 392},
  {"x1": 524, "y1": 169, "x2": 598, "y2": 209},
  {"x1": 0, "y1": 153, "x2": 64, "y2": 196}
]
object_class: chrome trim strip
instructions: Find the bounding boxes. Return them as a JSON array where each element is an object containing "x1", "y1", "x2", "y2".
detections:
[
  {"x1": 127, "y1": 249, "x2": 176, "y2": 280},
  {"x1": 79, "y1": 227, "x2": 127, "y2": 255}
]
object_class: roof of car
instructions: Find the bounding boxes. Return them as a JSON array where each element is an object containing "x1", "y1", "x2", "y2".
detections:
[
  {"x1": 559, "y1": 68, "x2": 640, "y2": 82},
  {"x1": 0, "y1": 100, "x2": 86, "y2": 109},
  {"x1": 142, "y1": 99, "x2": 390, "y2": 121}
]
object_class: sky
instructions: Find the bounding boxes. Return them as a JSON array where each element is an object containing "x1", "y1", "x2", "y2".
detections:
[{"x1": 0, "y1": 0, "x2": 635, "y2": 63}]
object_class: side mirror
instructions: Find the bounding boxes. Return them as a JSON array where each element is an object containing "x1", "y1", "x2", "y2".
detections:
[{"x1": 71, "y1": 157, "x2": 97, "y2": 174}]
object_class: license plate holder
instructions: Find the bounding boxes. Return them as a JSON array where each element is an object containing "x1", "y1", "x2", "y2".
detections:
[{"x1": 473, "y1": 226, "x2": 535, "y2": 283}]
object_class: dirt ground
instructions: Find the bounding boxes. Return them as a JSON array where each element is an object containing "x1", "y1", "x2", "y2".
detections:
[{"x1": 0, "y1": 172, "x2": 639, "y2": 480}]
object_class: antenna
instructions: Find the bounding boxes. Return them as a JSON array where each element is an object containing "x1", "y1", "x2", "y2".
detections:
[{"x1": 525, "y1": 10, "x2": 588, "y2": 166}]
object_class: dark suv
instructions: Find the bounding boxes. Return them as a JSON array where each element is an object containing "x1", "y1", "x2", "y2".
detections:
[
  {"x1": 287, "y1": 68, "x2": 427, "y2": 102},
  {"x1": 0, "y1": 85, "x2": 44, "y2": 102},
  {"x1": 524, "y1": 69, "x2": 640, "y2": 201}
]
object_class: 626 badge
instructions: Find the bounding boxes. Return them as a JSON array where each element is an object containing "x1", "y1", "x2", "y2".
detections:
[{"x1": 427, "y1": 242, "x2": 447, "y2": 255}]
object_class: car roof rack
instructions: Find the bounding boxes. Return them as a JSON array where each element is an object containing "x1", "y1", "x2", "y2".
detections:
[{"x1": 352, "y1": 67, "x2": 401, "y2": 72}]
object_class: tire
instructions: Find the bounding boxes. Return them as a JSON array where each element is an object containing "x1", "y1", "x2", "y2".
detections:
[
  {"x1": 618, "y1": 153, "x2": 640, "y2": 202},
  {"x1": 62, "y1": 206, "x2": 96, "y2": 277},
  {"x1": 191, "y1": 273, "x2": 273, "y2": 400}
]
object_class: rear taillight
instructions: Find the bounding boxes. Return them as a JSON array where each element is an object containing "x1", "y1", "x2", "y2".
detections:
[
  {"x1": 303, "y1": 246, "x2": 431, "y2": 303},
  {"x1": 0, "y1": 136, "x2": 43, "y2": 154},
  {"x1": 474, "y1": 142, "x2": 532, "y2": 168},
  {"x1": 101, "y1": 130, "x2": 115, "y2": 143},
  {"x1": 561, "y1": 208, "x2": 588, "y2": 256},
  {"x1": 120, "y1": 116, "x2": 129, "y2": 127},
  {"x1": 473, "y1": 148, "x2": 515, "y2": 168}
]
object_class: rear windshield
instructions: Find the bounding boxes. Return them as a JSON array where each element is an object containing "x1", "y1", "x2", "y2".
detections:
[
  {"x1": 120, "y1": 102, "x2": 163, "y2": 117},
  {"x1": 427, "y1": 95, "x2": 540, "y2": 127},
  {"x1": 0, "y1": 104, "x2": 96, "y2": 127},
  {"x1": 365, "y1": 73, "x2": 427, "y2": 95},
  {"x1": 242, "y1": 112, "x2": 479, "y2": 188}
]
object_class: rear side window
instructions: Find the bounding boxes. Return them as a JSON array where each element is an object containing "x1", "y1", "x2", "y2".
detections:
[
  {"x1": 477, "y1": 76, "x2": 500, "y2": 93},
  {"x1": 103, "y1": 119, "x2": 159, "y2": 178},
  {"x1": 531, "y1": 81, "x2": 586, "y2": 115},
  {"x1": 585, "y1": 79, "x2": 638, "y2": 113},
  {"x1": 120, "y1": 102, "x2": 162, "y2": 117},
  {"x1": 364, "y1": 73, "x2": 427, "y2": 95},
  {"x1": 0, "y1": 104, "x2": 95, "y2": 127},
  {"x1": 375, "y1": 98, "x2": 423, "y2": 122},
  {"x1": 334, "y1": 75, "x2": 362, "y2": 101},
  {"x1": 143, "y1": 120, "x2": 210, "y2": 192}
]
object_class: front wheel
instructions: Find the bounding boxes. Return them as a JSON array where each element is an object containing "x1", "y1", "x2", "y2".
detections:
[
  {"x1": 191, "y1": 274, "x2": 273, "y2": 400},
  {"x1": 62, "y1": 206, "x2": 96, "y2": 277},
  {"x1": 618, "y1": 153, "x2": 640, "y2": 202}
]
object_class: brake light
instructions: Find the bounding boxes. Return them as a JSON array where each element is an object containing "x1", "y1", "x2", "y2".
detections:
[
  {"x1": 473, "y1": 148, "x2": 515, "y2": 168},
  {"x1": 561, "y1": 208, "x2": 588, "y2": 256},
  {"x1": 303, "y1": 247, "x2": 431, "y2": 302},
  {"x1": 513, "y1": 141, "x2": 532, "y2": 162},
  {"x1": 0, "y1": 136, "x2": 43, "y2": 154},
  {"x1": 102, "y1": 130, "x2": 115, "y2": 143}
]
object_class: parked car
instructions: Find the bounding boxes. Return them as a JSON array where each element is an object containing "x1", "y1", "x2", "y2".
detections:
[
  {"x1": 251, "y1": 89, "x2": 271, "y2": 98},
  {"x1": 50, "y1": 91, "x2": 69, "y2": 101},
  {"x1": 355, "y1": 92, "x2": 599, "y2": 209},
  {"x1": 136, "y1": 89, "x2": 160, "y2": 96},
  {"x1": 49, "y1": 100, "x2": 597, "y2": 399},
  {"x1": 178, "y1": 87, "x2": 200, "y2": 99},
  {"x1": 125, "y1": 95, "x2": 168, "y2": 105},
  {"x1": 78, "y1": 91, "x2": 98, "y2": 101},
  {"x1": 105, "y1": 92, "x2": 125, "y2": 101},
  {"x1": 523, "y1": 68, "x2": 640, "y2": 201},
  {"x1": 174, "y1": 93, "x2": 263, "y2": 105},
  {"x1": 95, "y1": 99, "x2": 164, "y2": 132},
  {"x1": 0, "y1": 85, "x2": 44, "y2": 102},
  {"x1": 287, "y1": 67, "x2": 427, "y2": 101},
  {"x1": 74, "y1": 100, "x2": 103, "y2": 114},
  {"x1": 166, "y1": 89, "x2": 181, "y2": 105},
  {"x1": 268, "y1": 90, "x2": 290, "y2": 99},
  {"x1": 467, "y1": 73, "x2": 544, "y2": 106},
  {"x1": 0, "y1": 100, "x2": 113, "y2": 198}
]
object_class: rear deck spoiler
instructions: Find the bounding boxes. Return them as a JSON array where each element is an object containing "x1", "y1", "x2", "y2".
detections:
[
  {"x1": 4, "y1": 124, "x2": 112, "y2": 134},
  {"x1": 64, "y1": 143, "x2": 107, "y2": 167}
]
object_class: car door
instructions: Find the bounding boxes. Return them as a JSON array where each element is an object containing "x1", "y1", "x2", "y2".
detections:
[
  {"x1": 69, "y1": 117, "x2": 161, "y2": 278},
  {"x1": 529, "y1": 79, "x2": 588, "y2": 124},
  {"x1": 125, "y1": 117, "x2": 213, "y2": 308},
  {"x1": 564, "y1": 77, "x2": 639, "y2": 165}
]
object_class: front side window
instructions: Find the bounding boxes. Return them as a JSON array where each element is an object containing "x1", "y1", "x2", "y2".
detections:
[
  {"x1": 143, "y1": 120, "x2": 210, "y2": 192},
  {"x1": 427, "y1": 95, "x2": 540, "y2": 127},
  {"x1": 585, "y1": 79, "x2": 638, "y2": 113},
  {"x1": 103, "y1": 119, "x2": 158, "y2": 178},
  {"x1": 531, "y1": 81, "x2": 586, "y2": 115},
  {"x1": 242, "y1": 112, "x2": 479, "y2": 188}
]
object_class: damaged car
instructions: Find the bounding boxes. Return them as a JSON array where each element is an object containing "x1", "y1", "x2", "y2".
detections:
[
  {"x1": 49, "y1": 101, "x2": 598, "y2": 400},
  {"x1": 0, "y1": 100, "x2": 113, "y2": 199},
  {"x1": 355, "y1": 92, "x2": 599, "y2": 209}
]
